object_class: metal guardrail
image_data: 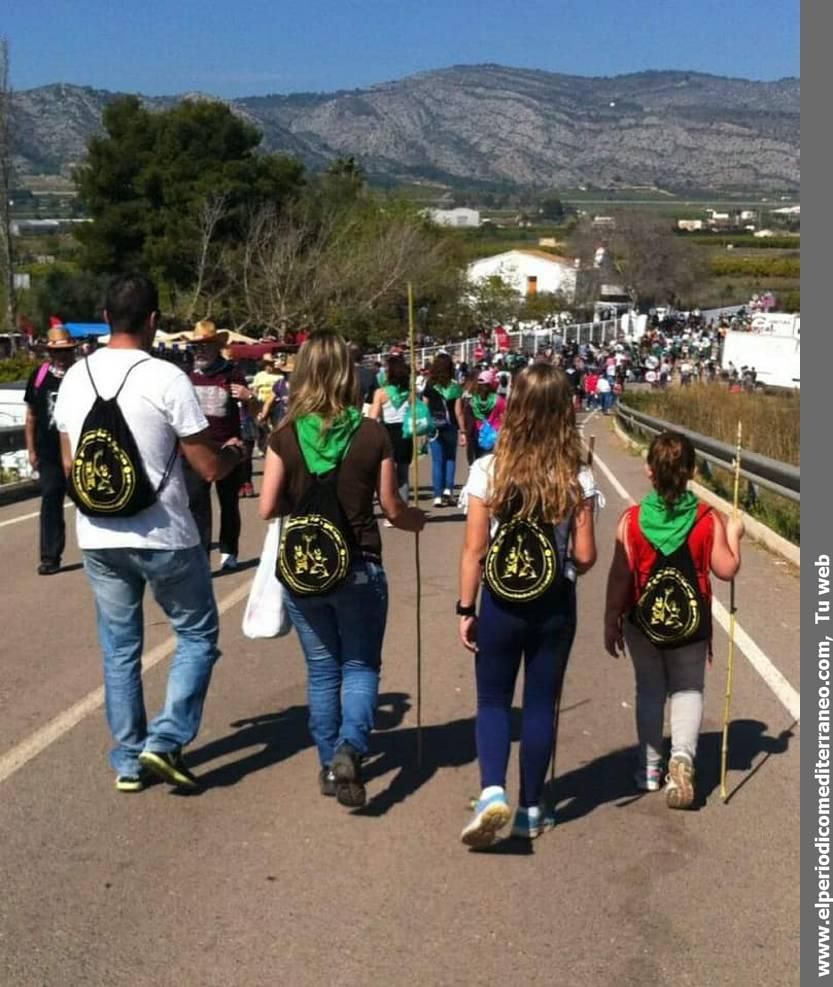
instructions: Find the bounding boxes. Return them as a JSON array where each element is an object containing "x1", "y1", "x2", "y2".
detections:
[
  {"x1": 367, "y1": 319, "x2": 620, "y2": 366},
  {"x1": 616, "y1": 403, "x2": 800, "y2": 503}
]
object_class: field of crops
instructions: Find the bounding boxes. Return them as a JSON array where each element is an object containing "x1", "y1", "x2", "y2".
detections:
[{"x1": 623, "y1": 385, "x2": 799, "y2": 465}]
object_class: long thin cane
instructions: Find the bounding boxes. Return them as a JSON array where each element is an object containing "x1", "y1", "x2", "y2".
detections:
[
  {"x1": 720, "y1": 421, "x2": 743, "y2": 802},
  {"x1": 407, "y1": 283, "x2": 424, "y2": 767}
]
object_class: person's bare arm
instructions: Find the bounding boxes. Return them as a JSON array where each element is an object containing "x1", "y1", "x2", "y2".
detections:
[
  {"x1": 377, "y1": 456, "x2": 425, "y2": 531},
  {"x1": 259, "y1": 447, "x2": 286, "y2": 520},
  {"x1": 458, "y1": 494, "x2": 490, "y2": 652},
  {"x1": 710, "y1": 511, "x2": 744, "y2": 581},
  {"x1": 59, "y1": 432, "x2": 73, "y2": 477},
  {"x1": 571, "y1": 496, "x2": 597, "y2": 574},
  {"x1": 454, "y1": 397, "x2": 466, "y2": 433},
  {"x1": 369, "y1": 389, "x2": 385, "y2": 421},
  {"x1": 258, "y1": 393, "x2": 275, "y2": 424},
  {"x1": 180, "y1": 429, "x2": 246, "y2": 483},
  {"x1": 25, "y1": 406, "x2": 38, "y2": 468},
  {"x1": 604, "y1": 511, "x2": 633, "y2": 657}
]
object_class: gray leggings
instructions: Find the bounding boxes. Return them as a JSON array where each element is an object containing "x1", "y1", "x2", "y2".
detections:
[{"x1": 624, "y1": 625, "x2": 707, "y2": 767}]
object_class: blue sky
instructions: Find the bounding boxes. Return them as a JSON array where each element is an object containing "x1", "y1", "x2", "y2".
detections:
[{"x1": 7, "y1": 0, "x2": 799, "y2": 96}]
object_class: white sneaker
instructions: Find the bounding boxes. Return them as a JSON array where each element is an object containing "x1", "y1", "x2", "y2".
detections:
[
  {"x1": 219, "y1": 553, "x2": 238, "y2": 571},
  {"x1": 665, "y1": 752, "x2": 695, "y2": 809},
  {"x1": 433, "y1": 497, "x2": 443, "y2": 508},
  {"x1": 383, "y1": 519, "x2": 394, "y2": 528}
]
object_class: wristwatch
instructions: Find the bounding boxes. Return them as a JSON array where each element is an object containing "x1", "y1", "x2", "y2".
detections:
[{"x1": 456, "y1": 600, "x2": 477, "y2": 617}]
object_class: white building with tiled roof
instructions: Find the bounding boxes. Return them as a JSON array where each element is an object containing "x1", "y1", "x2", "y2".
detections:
[{"x1": 467, "y1": 249, "x2": 577, "y2": 301}]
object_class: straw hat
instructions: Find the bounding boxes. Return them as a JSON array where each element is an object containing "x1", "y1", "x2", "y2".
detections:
[
  {"x1": 188, "y1": 319, "x2": 228, "y2": 346},
  {"x1": 45, "y1": 325, "x2": 77, "y2": 349}
]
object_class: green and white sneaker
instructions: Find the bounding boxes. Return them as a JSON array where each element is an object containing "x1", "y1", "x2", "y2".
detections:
[
  {"x1": 138, "y1": 749, "x2": 200, "y2": 790},
  {"x1": 115, "y1": 772, "x2": 147, "y2": 793}
]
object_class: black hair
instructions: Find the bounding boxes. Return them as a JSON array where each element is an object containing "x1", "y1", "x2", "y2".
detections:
[{"x1": 104, "y1": 273, "x2": 160, "y2": 335}]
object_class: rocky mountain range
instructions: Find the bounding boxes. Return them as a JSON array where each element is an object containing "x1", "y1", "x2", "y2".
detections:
[{"x1": 12, "y1": 65, "x2": 800, "y2": 191}]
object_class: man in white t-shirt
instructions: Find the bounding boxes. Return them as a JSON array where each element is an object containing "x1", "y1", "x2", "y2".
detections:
[{"x1": 55, "y1": 274, "x2": 247, "y2": 794}]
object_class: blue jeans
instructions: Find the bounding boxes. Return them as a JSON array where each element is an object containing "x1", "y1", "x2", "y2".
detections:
[
  {"x1": 429, "y1": 426, "x2": 458, "y2": 497},
  {"x1": 83, "y1": 545, "x2": 220, "y2": 776},
  {"x1": 475, "y1": 585, "x2": 576, "y2": 807},
  {"x1": 285, "y1": 561, "x2": 389, "y2": 767}
]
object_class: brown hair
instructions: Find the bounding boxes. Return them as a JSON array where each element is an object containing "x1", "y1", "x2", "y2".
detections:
[
  {"x1": 282, "y1": 330, "x2": 359, "y2": 429},
  {"x1": 490, "y1": 364, "x2": 583, "y2": 523},
  {"x1": 647, "y1": 431, "x2": 696, "y2": 508},
  {"x1": 386, "y1": 354, "x2": 409, "y2": 389},
  {"x1": 429, "y1": 352, "x2": 453, "y2": 387}
]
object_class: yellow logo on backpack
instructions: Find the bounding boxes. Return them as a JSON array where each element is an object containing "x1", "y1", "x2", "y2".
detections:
[{"x1": 72, "y1": 427, "x2": 138, "y2": 514}]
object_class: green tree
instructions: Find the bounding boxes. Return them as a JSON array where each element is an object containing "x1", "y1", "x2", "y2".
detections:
[
  {"x1": 467, "y1": 275, "x2": 521, "y2": 326},
  {"x1": 538, "y1": 194, "x2": 565, "y2": 223},
  {"x1": 74, "y1": 97, "x2": 305, "y2": 305}
]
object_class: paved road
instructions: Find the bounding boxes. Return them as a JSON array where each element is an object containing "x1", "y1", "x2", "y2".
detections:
[{"x1": 0, "y1": 417, "x2": 800, "y2": 986}]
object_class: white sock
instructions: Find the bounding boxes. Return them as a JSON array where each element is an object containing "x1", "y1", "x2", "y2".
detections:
[{"x1": 480, "y1": 785, "x2": 505, "y2": 801}]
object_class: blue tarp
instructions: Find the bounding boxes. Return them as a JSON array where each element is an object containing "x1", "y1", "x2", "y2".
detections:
[{"x1": 65, "y1": 323, "x2": 110, "y2": 338}]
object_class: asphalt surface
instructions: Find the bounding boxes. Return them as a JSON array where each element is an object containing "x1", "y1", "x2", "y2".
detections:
[{"x1": 0, "y1": 417, "x2": 800, "y2": 986}]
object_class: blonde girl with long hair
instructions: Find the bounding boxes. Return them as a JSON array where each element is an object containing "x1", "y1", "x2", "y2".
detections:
[
  {"x1": 260, "y1": 331, "x2": 425, "y2": 808},
  {"x1": 457, "y1": 364, "x2": 597, "y2": 847}
]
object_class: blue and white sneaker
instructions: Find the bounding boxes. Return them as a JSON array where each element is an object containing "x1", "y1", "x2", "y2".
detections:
[
  {"x1": 460, "y1": 789, "x2": 512, "y2": 848},
  {"x1": 511, "y1": 805, "x2": 556, "y2": 839},
  {"x1": 634, "y1": 764, "x2": 663, "y2": 792}
]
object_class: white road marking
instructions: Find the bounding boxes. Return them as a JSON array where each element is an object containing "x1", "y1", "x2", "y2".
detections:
[
  {"x1": 591, "y1": 446, "x2": 633, "y2": 502},
  {"x1": 592, "y1": 447, "x2": 801, "y2": 721},
  {"x1": 0, "y1": 500, "x2": 72, "y2": 528},
  {"x1": 0, "y1": 577, "x2": 255, "y2": 786}
]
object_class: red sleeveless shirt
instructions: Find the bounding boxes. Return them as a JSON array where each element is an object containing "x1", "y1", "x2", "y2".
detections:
[{"x1": 625, "y1": 501, "x2": 714, "y2": 609}]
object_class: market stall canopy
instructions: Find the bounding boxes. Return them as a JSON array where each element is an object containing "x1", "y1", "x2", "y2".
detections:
[
  {"x1": 226, "y1": 341, "x2": 298, "y2": 360},
  {"x1": 163, "y1": 328, "x2": 258, "y2": 345},
  {"x1": 65, "y1": 323, "x2": 110, "y2": 338}
]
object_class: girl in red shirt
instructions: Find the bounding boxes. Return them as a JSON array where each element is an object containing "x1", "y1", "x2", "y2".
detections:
[{"x1": 604, "y1": 432, "x2": 744, "y2": 809}]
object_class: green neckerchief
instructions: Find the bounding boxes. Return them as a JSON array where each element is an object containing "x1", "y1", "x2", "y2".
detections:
[
  {"x1": 471, "y1": 391, "x2": 497, "y2": 421},
  {"x1": 434, "y1": 381, "x2": 462, "y2": 401},
  {"x1": 296, "y1": 408, "x2": 362, "y2": 476},
  {"x1": 639, "y1": 490, "x2": 699, "y2": 555},
  {"x1": 384, "y1": 384, "x2": 410, "y2": 410}
]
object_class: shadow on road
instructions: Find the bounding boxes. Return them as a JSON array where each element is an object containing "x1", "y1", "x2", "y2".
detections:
[
  {"x1": 548, "y1": 718, "x2": 794, "y2": 823},
  {"x1": 356, "y1": 706, "x2": 523, "y2": 818},
  {"x1": 186, "y1": 691, "x2": 412, "y2": 790}
]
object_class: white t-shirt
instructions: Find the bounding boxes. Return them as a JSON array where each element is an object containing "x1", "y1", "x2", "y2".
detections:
[
  {"x1": 596, "y1": 376, "x2": 612, "y2": 394},
  {"x1": 54, "y1": 349, "x2": 209, "y2": 550},
  {"x1": 462, "y1": 454, "x2": 597, "y2": 535}
]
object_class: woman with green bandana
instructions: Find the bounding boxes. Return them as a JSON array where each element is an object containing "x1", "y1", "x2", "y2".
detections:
[
  {"x1": 604, "y1": 431, "x2": 744, "y2": 810},
  {"x1": 369, "y1": 354, "x2": 415, "y2": 509},
  {"x1": 470, "y1": 369, "x2": 507, "y2": 460},
  {"x1": 260, "y1": 331, "x2": 425, "y2": 808},
  {"x1": 422, "y1": 352, "x2": 466, "y2": 507}
]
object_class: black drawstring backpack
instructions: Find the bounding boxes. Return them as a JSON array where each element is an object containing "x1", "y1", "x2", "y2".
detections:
[
  {"x1": 276, "y1": 427, "x2": 356, "y2": 597},
  {"x1": 484, "y1": 503, "x2": 572, "y2": 604},
  {"x1": 68, "y1": 358, "x2": 176, "y2": 518}
]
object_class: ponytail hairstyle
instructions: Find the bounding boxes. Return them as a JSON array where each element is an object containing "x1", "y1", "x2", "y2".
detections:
[{"x1": 647, "y1": 431, "x2": 696, "y2": 508}]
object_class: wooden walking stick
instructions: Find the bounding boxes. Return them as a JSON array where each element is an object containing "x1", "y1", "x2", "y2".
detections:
[
  {"x1": 407, "y1": 282, "x2": 424, "y2": 766},
  {"x1": 720, "y1": 421, "x2": 743, "y2": 802}
]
